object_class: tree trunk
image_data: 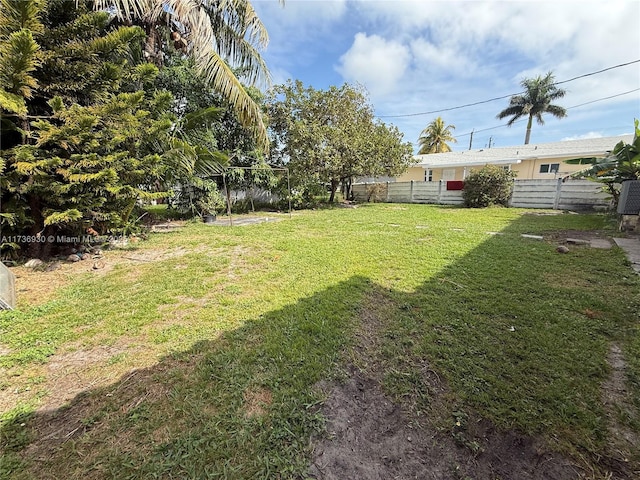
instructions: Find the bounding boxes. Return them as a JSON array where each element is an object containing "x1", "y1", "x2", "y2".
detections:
[
  {"x1": 26, "y1": 195, "x2": 44, "y2": 258},
  {"x1": 340, "y1": 177, "x2": 353, "y2": 200},
  {"x1": 524, "y1": 114, "x2": 533, "y2": 145},
  {"x1": 329, "y1": 179, "x2": 339, "y2": 202}
]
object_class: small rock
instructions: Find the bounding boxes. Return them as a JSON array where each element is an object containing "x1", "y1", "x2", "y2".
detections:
[
  {"x1": 67, "y1": 254, "x2": 81, "y2": 262},
  {"x1": 45, "y1": 261, "x2": 61, "y2": 272},
  {"x1": 79, "y1": 253, "x2": 91, "y2": 260},
  {"x1": 92, "y1": 260, "x2": 105, "y2": 270},
  {"x1": 24, "y1": 259, "x2": 44, "y2": 268},
  {"x1": 556, "y1": 245, "x2": 570, "y2": 254}
]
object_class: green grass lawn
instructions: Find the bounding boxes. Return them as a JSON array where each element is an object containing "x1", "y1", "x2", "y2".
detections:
[{"x1": 1, "y1": 204, "x2": 639, "y2": 478}]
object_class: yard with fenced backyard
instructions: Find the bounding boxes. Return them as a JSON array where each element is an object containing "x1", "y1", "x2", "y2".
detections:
[{"x1": 1, "y1": 204, "x2": 639, "y2": 479}]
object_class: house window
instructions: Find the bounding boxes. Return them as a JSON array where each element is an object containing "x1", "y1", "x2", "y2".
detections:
[
  {"x1": 502, "y1": 165, "x2": 511, "y2": 171},
  {"x1": 425, "y1": 169, "x2": 433, "y2": 182},
  {"x1": 539, "y1": 163, "x2": 559, "y2": 173},
  {"x1": 442, "y1": 168, "x2": 456, "y2": 181}
]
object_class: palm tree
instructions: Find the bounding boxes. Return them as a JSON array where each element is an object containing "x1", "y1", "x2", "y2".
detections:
[
  {"x1": 93, "y1": 0, "x2": 281, "y2": 151},
  {"x1": 497, "y1": 71, "x2": 567, "y2": 145},
  {"x1": 417, "y1": 116, "x2": 457, "y2": 154}
]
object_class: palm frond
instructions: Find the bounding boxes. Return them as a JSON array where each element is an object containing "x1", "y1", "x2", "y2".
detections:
[
  {"x1": 211, "y1": 20, "x2": 271, "y2": 87},
  {"x1": 92, "y1": 0, "x2": 153, "y2": 21},
  {"x1": 198, "y1": 49, "x2": 268, "y2": 150},
  {"x1": 93, "y1": 0, "x2": 270, "y2": 151}
]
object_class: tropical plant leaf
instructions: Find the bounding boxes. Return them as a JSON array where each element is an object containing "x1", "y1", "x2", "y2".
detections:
[
  {"x1": 0, "y1": 88, "x2": 26, "y2": 114},
  {"x1": 43, "y1": 209, "x2": 83, "y2": 226}
]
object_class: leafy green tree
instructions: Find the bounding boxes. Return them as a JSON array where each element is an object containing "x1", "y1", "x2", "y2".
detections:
[
  {"x1": 417, "y1": 116, "x2": 457, "y2": 154},
  {"x1": 462, "y1": 164, "x2": 516, "y2": 208},
  {"x1": 566, "y1": 119, "x2": 640, "y2": 206},
  {"x1": 266, "y1": 80, "x2": 413, "y2": 202},
  {"x1": 2, "y1": 90, "x2": 172, "y2": 257},
  {"x1": 1, "y1": 0, "x2": 152, "y2": 149},
  {"x1": 497, "y1": 71, "x2": 567, "y2": 145},
  {"x1": 0, "y1": 0, "x2": 173, "y2": 258},
  {"x1": 94, "y1": 0, "x2": 280, "y2": 151},
  {"x1": 156, "y1": 56, "x2": 272, "y2": 214}
]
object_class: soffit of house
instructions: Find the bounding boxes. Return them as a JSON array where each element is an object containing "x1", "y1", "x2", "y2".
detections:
[{"x1": 414, "y1": 134, "x2": 634, "y2": 169}]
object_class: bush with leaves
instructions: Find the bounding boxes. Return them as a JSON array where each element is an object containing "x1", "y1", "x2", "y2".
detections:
[{"x1": 462, "y1": 165, "x2": 516, "y2": 208}]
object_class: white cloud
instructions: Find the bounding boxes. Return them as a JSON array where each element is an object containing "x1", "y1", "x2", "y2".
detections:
[
  {"x1": 256, "y1": 0, "x2": 640, "y2": 151},
  {"x1": 561, "y1": 132, "x2": 604, "y2": 141},
  {"x1": 336, "y1": 33, "x2": 411, "y2": 98}
]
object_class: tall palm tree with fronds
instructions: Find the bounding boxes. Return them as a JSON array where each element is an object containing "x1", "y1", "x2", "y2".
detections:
[
  {"x1": 417, "y1": 116, "x2": 457, "y2": 154},
  {"x1": 497, "y1": 71, "x2": 567, "y2": 145},
  {"x1": 94, "y1": 0, "x2": 281, "y2": 151}
]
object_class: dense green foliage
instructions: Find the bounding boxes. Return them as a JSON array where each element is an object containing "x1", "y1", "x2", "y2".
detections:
[
  {"x1": 96, "y1": 0, "x2": 274, "y2": 150},
  {"x1": 266, "y1": 80, "x2": 414, "y2": 202},
  {"x1": 0, "y1": 0, "x2": 278, "y2": 257},
  {"x1": 0, "y1": 0, "x2": 176, "y2": 257},
  {"x1": 462, "y1": 164, "x2": 516, "y2": 208}
]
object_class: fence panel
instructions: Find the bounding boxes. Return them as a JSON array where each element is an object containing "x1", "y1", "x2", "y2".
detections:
[
  {"x1": 354, "y1": 179, "x2": 609, "y2": 210},
  {"x1": 412, "y1": 182, "x2": 440, "y2": 203},
  {"x1": 557, "y1": 181, "x2": 610, "y2": 210},
  {"x1": 510, "y1": 179, "x2": 558, "y2": 209},
  {"x1": 387, "y1": 182, "x2": 412, "y2": 203}
]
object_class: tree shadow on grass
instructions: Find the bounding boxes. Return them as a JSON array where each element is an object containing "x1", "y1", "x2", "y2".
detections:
[
  {"x1": 2, "y1": 212, "x2": 639, "y2": 479},
  {"x1": 1, "y1": 276, "x2": 375, "y2": 479}
]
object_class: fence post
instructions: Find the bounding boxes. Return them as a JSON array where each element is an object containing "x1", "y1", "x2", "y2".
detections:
[
  {"x1": 437, "y1": 180, "x2": 443, "y2": 204},
  {"x1": 553, "y1": 178, "x2": 562, "y2": 210},
  {"x1": 410, "y1": 180, "x2": 414, "y2": 203},
  {"x1": 386, "y1": 182, "x2": 390, "y2": 203}
]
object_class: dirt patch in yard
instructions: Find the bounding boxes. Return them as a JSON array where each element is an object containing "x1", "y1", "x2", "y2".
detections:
[
  {"x1": 600, "y1": 344, "x2": 640, "y2": 477},
  {"x1": 308, "y1": 292, "x2": 581, "y2": 480}
]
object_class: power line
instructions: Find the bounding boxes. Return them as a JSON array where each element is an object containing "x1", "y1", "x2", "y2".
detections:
[
  {"x1": 565, "y1": 87, "x2": 640, "y2": 109},
  {"x1": 379, "y1": 59, "x2": 640, "y2": 119}
]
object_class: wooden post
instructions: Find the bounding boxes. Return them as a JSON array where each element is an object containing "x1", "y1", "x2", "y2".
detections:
[
  {"x1": 437, "y1": 180, "x2": 443, "y2": 204},
  {"x1": 553, "y1": 178, "x2": 562, "y2": 210},
  {"x1": 410, "y1": 180, "x2": 414, "y2": 203}
]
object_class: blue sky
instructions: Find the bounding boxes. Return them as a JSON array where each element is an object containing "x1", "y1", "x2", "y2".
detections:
[{"x1": 252, "y1": 0, "x2": 640, "y2": 153}]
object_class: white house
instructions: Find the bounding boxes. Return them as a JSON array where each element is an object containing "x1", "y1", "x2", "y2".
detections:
[{"x1": 395, "y1": 135, "x2": 634, "y2": 182}]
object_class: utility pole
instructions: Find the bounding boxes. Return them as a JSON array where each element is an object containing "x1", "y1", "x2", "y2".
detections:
[
  {"x1": 487, "y1": 136, "x2": 493, "y2": 149},
  {"x1": 468, "y1": 129, "x2": 474, "y2": 150}
]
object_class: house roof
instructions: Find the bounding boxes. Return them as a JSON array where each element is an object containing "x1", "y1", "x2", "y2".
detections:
[{"x1": 414, "y1": 134, "x2": 634, "y2": 169}]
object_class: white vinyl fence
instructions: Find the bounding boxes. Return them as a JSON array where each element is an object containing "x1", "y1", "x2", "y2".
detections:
[{"x1": 353, "y1": 179, "x2": 611, "y2": 210}]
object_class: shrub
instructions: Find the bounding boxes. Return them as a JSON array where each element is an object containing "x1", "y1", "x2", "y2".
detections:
[{"x1": 463, "y1": 165, "x2": 516, "y2": 208}]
